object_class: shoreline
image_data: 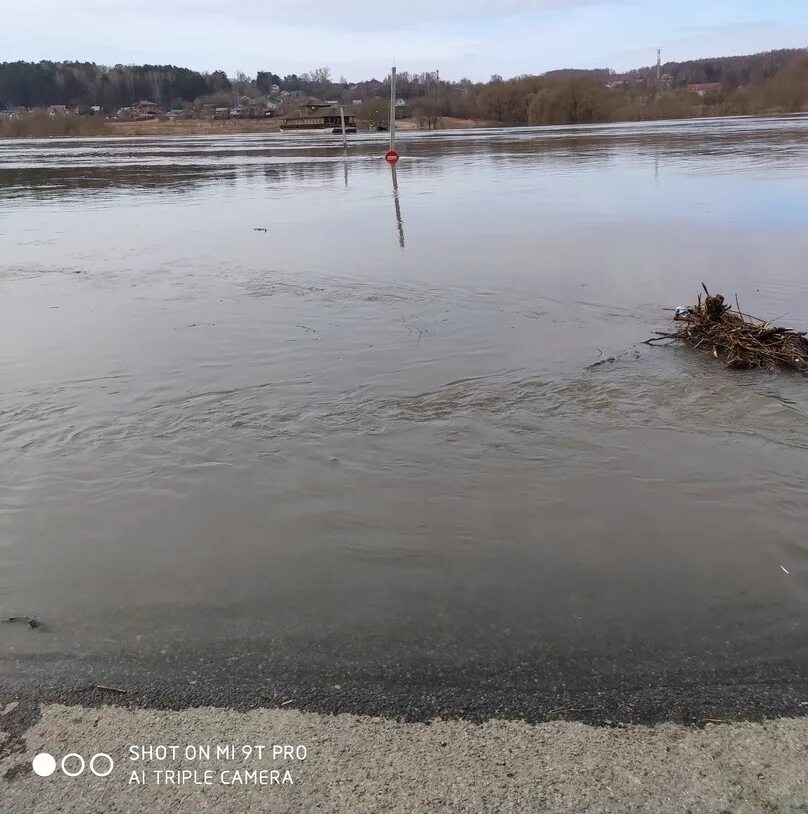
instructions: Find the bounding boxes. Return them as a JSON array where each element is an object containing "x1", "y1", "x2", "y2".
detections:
[
  {"x1": 3, "y1": 645, "x2": 808, "y2": 725},
  {"x1": 104, "y1": 117, "x2": 490, "y2": 137},
  {"x1": 0, "y1": 116, "x2": 491, "y2": 140},
  {"x1": 3, "y1": 112, "x2": 804, "y2": 140}
]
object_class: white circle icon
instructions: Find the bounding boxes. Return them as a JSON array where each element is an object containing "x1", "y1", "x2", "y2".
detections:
[
  {"x1": 61, "y1": 753, "x2": 86, "y2": 777},
  {"x1": 90, "y1": 753, "x2": 114, "y2": 777},
  {"x1": 32, "y1": 753, "x2": 57, "y2": 777}
]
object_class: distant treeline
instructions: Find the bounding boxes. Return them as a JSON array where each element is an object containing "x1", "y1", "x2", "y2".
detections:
[
  {"x1": 470, "y1": 52, "x2": 808, "y2": 126},
  {"x1": 422, "y1": 49, "x2": 808, "y2": 125},
  {"x1": 1, "y1": 48, "x2": 807, "y2": 126},
  {"x1": 0, "y1": 62, "x2": 231, "y2": 110},
  {"x1": 625, "y1": 49, "x2": 806, "y2": 86}
]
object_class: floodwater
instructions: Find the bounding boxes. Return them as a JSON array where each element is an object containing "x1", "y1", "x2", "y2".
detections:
[{"x1": 2, "y1": 118, "x2": 808, "y2": 707}]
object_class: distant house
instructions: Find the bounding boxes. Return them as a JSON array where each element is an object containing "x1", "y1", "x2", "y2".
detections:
[
  {"x1": 47, "y1": 105, "x2": 69, "y2": 117},
  {"x1": 234, "y1": 96, "x2": 266, "y2": 118},
  {"x1": 0, "y1": 106, "x2": 27, "y2": 119},
  {"x1": 132, "y1": 100, "x2": 163, "y2": 118},
  {"x1": 687, "y1": 82, "x2": 722, "y2": 97},
  {"x1": 658, "y1": 73, "x2": 674, "y2": 89},
  {"x1": 281, "y1": 99, "x2": 356, "y2": 132}
]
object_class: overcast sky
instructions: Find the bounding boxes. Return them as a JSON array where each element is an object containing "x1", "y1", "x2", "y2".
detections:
[{"x1": 2, "y1": 0, "x2": 807, "y2": 80}]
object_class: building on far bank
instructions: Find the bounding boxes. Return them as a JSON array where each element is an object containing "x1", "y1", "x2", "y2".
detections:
[
  {"x1": 132, "y1": 100, "x2": 163, "y2": 118},
  {"x1": 687, "y1": 83, "x2": 722, "y2": 97},
  {"x1": 0, "y1": 106, "x2": 27, "y2": 119},
  {"x1": 281, "y1": 99, "x2": 357, "y2": 132},
  {"x1": 47, "y1": 105, "x2": 69, "y2": 117}
]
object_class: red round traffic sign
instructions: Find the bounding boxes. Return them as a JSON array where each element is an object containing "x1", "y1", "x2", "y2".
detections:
[{"x1": 385, "y1": 150, "x2": 400, "y2": 164}]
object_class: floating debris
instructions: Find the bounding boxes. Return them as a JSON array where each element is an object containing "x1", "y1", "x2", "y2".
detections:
[
  {"x1": 781, "y1": 565, "x2": 790, "y2": 575},
  {"x1": 2, "y1": 616, "x2": 41, "y2": 629},
  {"x1": 646, "y1": 284, "x2": 808, "y2": 373},
  {"x1": 587, "y1": 347, "x2": 641, "y2": 370}
]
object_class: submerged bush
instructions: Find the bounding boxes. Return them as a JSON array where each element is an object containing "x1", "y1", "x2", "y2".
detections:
[{"x1": 0, "y1": 112, "x2": 110, "y2": 138}]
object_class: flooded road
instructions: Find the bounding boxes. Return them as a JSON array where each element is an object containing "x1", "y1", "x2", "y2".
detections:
[{"x1": 2, "y1": 118, "x2": 808, "y2": 719}]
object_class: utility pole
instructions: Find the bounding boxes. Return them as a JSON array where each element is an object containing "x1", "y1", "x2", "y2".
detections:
[
  {"x1": 657, "y1": 48, "x2": 662, "y2": 83},
  {"x1": 339, "y1": 105, "x2": 347, "y2": 149}
]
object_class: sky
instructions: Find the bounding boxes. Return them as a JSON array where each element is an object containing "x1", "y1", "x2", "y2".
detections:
[{"x1": 1, "y1": 0, "x2": 807, "y2": 81}]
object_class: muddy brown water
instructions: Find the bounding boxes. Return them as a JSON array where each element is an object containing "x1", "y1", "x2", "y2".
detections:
[{"x1": 1, "y1": 118, "x2": 808, "y2": 711}]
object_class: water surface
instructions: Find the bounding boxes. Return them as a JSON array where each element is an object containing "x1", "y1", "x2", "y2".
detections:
[{"x1": 2, "y1": 118, "x2": 808, "y2": 715}]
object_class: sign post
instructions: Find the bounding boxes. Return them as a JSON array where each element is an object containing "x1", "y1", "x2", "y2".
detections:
[
  {"x1": 384, "y1": 65, "x2": 400, "y2": 164},
  {"x1": 389, "y1": 65, "x2": 397, "y2": 153}
]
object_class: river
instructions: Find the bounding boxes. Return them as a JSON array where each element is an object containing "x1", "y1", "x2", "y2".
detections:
[{"x1": 2, "y1": 117, "x2": 807, "y2": 720}]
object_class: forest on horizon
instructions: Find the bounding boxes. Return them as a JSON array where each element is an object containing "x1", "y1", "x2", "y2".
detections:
[{"x1": 1, "y1": 48, "x2": 806, "y2": 127}]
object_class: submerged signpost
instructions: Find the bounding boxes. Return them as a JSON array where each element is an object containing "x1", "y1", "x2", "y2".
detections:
[
  {"x1": 384, "y1": 64, "x2": 403, "y2": 247},
  {"x1": 385, "y1": 65, "x2": 399, "y2": 165}
]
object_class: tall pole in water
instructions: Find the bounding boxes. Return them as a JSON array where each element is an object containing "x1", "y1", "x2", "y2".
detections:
[
  {"x1": 339, "y1": 105, "x2": 347, "y2": 149},
  {"x1": 389, "y1": 65, "x2": 397, "y2": 152}
]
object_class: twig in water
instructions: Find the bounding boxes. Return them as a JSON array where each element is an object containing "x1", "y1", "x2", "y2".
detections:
[
  {"x1": 642, "y1": 334, "x2": 679, "y2": 345},
  {"x1": 400, "y1": 313, "x2": 423, "y2": 344},
  {"x1": 547, "y1": 706, "x2": 597, "y2": 717},
  {"x1": 95, "y1": 684, "x2": 128, "y2": 694},
  {"x1": 3, "y1": 616, "x2": 41, "y2": 629},
  {"x1": 587, "y1": 346, "x2": 641, "y2": 368}
]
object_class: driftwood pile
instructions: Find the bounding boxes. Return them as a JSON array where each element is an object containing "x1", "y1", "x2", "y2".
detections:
[{"x1": 646, "y1": 284, "x2": 808, "y2": 373}]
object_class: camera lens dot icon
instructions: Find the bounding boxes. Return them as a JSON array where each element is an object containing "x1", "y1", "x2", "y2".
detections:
[{"x1": 32, "y1": 753, "x2": 57, "y2": 777}]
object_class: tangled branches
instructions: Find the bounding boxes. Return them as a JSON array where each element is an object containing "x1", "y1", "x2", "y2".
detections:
[{"x1": 646, "y1": 284, "x2": 808, "y2": 373}]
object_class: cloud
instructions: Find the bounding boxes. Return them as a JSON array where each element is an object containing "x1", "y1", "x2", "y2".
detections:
[
  {"x1": 677, "y1": 20, "x2": 776, "y2": 36},
  {"x1": 13, "y1": 0, "x2": 625, "y2": 28},
  {"x1": 5, "y1": 0, "x2": 805, "y2": 80}
]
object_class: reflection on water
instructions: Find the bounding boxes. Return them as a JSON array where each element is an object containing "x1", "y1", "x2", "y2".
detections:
[
  {"x1": 390, "y1": 163, "x2": 405, "y2": 249},
  {"x1": 2, "y1": 117, "x2": 808, "y2": 695}
]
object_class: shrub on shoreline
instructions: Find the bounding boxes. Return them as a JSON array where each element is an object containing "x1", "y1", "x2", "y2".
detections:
[{"x1": 0, "y1": 112, "x2": 110, "y2": 138}]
